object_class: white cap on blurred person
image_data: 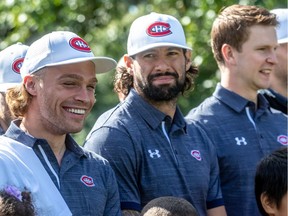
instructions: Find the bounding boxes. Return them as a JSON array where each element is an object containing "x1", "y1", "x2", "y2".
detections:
[
  {"x1": 0, "y1": 42, "x2": 28, "y2": 92},
  {"x1": 20, "y1": 31, "x2": 117, "y2": 78},
  {"x1": 127, "y1": 12, "x2": 192, "y2": 56},
  {"x1": 271, "y1": 8, "x2": 288, "y2": 44}
]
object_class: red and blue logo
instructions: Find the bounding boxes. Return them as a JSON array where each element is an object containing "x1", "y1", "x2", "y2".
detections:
[
  {"x1": 277, "y1": 135, "x2": 288, "y2": 145},
  {"x1": 12, "y1": 57, "x2": 24, "y2": 74},
  {"x1": 80, "y1": 175, "x2": 95, "y2": 187},
  {"x1": 69, "y1": 37, "x2": 91, "y2": 52},
  {"x1": 191, "y1": 150, "x2": 202, "y2": 161},
  {"x1": 146, "y1": 22, "x2": 172, "y2": 37}
]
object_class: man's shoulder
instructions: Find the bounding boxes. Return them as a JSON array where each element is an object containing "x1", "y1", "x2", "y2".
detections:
[{"x1": 186, "y1": 95, "x2": 223, "y2": 118}]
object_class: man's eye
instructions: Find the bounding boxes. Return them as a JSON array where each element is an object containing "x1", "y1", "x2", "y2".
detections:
[
  {"x1": 87, "y1": 85, "x2": 96, "y2": 90},
  {"x1": 64, "y1": 82, "x2": 75, "y2": 85},
  {"x1": 143, "y1": 53, "x2": 155, "y2": 58}
]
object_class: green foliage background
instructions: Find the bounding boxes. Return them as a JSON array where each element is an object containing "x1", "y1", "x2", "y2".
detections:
[{"x1": 1, "y1": 0, "x2": 286, "y2": 144}]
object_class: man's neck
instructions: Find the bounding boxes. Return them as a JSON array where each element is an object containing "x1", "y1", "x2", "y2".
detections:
[{"x1": 20, "y1": 118, "x2": 67, "y2": 166}]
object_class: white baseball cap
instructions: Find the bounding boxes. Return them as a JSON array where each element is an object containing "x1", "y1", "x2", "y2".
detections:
[
  {"x1": 127, "y1": 12, "x2": 192, "y2": 56},
  {"x1": 0, "y1": 42, "x2": 28, "y2": 92},
  {"x1": 20, "y1": 31, "x2": 116, "y2": 78},
  {"x1": 271, "y1": 8, "x2": 288, "y2": 44}
]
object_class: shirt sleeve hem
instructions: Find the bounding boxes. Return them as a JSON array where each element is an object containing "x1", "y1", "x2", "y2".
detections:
[{"x1": 206, "y1": 198, "x2": 225, "y2": 209}]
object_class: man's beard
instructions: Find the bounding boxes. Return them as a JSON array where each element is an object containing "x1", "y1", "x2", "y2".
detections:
[{"x1": 138, "y1": 72, "x2": 185, "y2": 101}]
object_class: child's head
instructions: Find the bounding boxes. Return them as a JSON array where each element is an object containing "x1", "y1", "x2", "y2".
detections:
[
  {"x1": 141, "y1": 196, "x2": 199, "y2": 216},
  {"x1": 255, "y1": 147, "x2": 287, "y2": 216},
  {"x1": 0, "y1": 186, "x2": 35, "y2": 216}
]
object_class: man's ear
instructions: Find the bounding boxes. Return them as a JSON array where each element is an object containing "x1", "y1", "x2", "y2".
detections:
[
  {"x1": 260, "y1": 193, "x2": 277, "y2": 215},
  {"x1": 123, "y1": 54, "x2": 134, "y2": 75},
  {"x1": 23, "y1": 75, "x2": 38, "y2": 96},
  {"x1": 221, "y1": 43, "x2": 236, "y2": 65},
  {"x1": 185, "y1": 50, "x2": 192, "y2": 71}
]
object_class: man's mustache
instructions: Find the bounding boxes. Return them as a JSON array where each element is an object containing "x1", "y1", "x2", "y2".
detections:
[{"x1": 148, "y1": 72, "x2": 179, "y2": 80}]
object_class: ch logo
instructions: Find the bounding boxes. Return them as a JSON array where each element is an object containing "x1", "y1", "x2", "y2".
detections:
[
  {"x1": 235, "y1": 137, "x2": 247, "y2": 145},
  {"x1": 148, "y1": 149, "x2": 161, "y2": 158}
]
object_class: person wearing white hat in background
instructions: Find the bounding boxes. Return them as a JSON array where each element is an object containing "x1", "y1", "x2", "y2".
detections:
[
  {"x1": 84, "y1": 12, "x2": 226, "y2": 216},
  {"x1": 0, "y1": 43, "x2": 28, "y2": 134},
  {"x1": 2, "y1": 31, "x2": 121, "y2": 215},
  {"x1": 261, "y1": 8, "x2": 288, "y2": 114}
]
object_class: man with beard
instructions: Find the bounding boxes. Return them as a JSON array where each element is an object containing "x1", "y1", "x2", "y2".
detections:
[{"x1": 84, "y1": 12, "x2": 226, "y2": 216}]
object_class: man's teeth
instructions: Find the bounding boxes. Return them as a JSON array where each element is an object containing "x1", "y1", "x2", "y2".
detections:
[{"x1": 67, "y1": 108, "x2": 85, "y2": 114}]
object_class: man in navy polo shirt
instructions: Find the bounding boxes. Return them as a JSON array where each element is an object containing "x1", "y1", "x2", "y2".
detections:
[
  {"x1": 85, "y1": 12, "x2": 226, "y2": 216},
  {"x1": 3, "y1": 31, "x2": 121, "y2": 216},
  {"x1": 186, "y1": 5, "x2": 287, "y2": 216}
]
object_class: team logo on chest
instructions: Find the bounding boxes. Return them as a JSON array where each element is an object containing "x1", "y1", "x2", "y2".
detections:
[
  {"x1": 277, "y1": 135, "x2": 288, "y2": 145},
  {"x1": 191, "y1": 150, "x2": 201, "y2": 161},
  {"x1": 80, "y1": 175, "x2": 95, "y2": 187},
  {"x1": 148, "y1": 149, "x2": 161, "y2": 158},
  {"x1": 235, "y1": 137, "x2": 247, "y2": 145}
]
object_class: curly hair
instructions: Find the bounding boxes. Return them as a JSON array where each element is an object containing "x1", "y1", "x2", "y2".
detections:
[{"x1": 0, "y1": 189, "x2": 36, "y2": 216}]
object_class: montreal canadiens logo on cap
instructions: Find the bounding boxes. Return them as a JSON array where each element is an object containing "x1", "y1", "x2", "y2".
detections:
[
  {"x1": 80, "y1": 175, "x2": 95, "y2": 187},
  {"x1": 12, "y1": 57, "x2": 24, "y2": 74},
  {"x1": 69, "y1": 37, "x2": 91, "y2": 52},
  {"x1": 146, "y1": 21, "x2": 172, "y2": 37}
]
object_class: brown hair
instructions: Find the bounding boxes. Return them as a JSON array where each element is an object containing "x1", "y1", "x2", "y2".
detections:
[
  {"x1": 5, "y1": 84, "x2": 32, "y2": 118},
  {"x1": 211, "y1": 4, "x2": 278, "y2": 65}
]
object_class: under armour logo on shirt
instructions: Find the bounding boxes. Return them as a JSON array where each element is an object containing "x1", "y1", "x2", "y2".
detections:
[
  {"x1": 235, "y1": 137, "x2": 247, "y2": 145},
  {"x1": 148, "y1": 149, "x2": 161, "y2": 158}
]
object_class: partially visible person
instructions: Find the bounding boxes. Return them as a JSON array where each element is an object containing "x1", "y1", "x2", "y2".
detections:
[
  {"x1": 85, "y1": 55, "x2": 129, "y2": 143},
  {"x1": 255, "y1": 147, "x2": 287, "y2": 216},
  {"x1": 114, "y1": 55, "x2": 131, "y2": 102},
  {"x1": 4, "y1": 31, "x2": 121, "y2": 215},
  {"x1": 141, "y1": 196, "x2": 199, "y2": 216},
  {"x1": 186, "y1": 5, "x2": 287, "y2": 216},
  {"x1": 85, "y1": 12, "x2": 226, "y2": 216},
  {"x1": 0, "y1": 185, "x2": 35, "y2": 216},
  {"x1": 0, "y1": 43, "x2": 28, "y2": 134},
  {"x1": 261, "y1": 8, "x2": 288, "y2": 114}
]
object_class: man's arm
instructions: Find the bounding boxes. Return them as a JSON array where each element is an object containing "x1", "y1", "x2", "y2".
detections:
[{"x1": 207, "y1": 206, "x2": 227, "y2": 216}]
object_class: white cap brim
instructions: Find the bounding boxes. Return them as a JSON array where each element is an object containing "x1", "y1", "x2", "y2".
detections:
[
  {"x1": 33, "y1": 57, "x2": 116, "y2": 75},
  {"x1": 129, "y1": 42, "x2": 192, "y2": 56}
]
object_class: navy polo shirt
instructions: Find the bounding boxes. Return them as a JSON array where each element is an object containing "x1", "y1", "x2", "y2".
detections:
[
  {"x1": 5, "y1": 120, "x2": 121, "y2": 216},
  {"x1": 84, "y1": 89, "x2": 224, "y2": 215},
  {"x1": 186, "y1": 83, "x2": 288, "y2": 216}
]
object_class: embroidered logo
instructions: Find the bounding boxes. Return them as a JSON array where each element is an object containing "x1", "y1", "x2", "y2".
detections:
[
  {"x1": 80, "y1": 175, "x2": 95, "y2": 187},
  {"x1": 277, "y1": 135, "x2": 288, "y2": 145},
  {"x1": 146, "y1": 22, "x2": 172, "y2": 37},
  {"x1": 12, "y1": 57, "x2": 24, "y2": 74},
  {"x1": 235, "y1": 137, "x2": 247, "y2": 145},
  {"x1": 148, "y1": 149, "x2": 161, "y2": 158},
  {"x1": 191, "y1": 150, "x2": 201, "y2": 161},
  {"x1": 69, "y1": 37, "x2": 91, "y2": 52}
]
